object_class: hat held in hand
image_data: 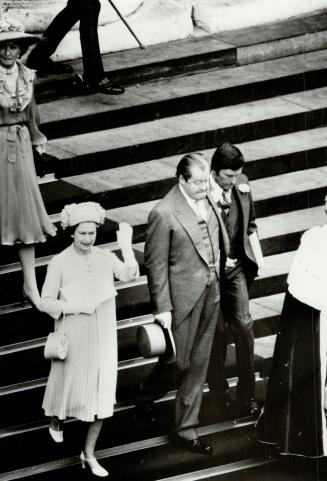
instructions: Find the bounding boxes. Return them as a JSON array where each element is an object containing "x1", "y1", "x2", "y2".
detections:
[{"x1": 137, "y1": 321, "x2": 176, "y2": 363}]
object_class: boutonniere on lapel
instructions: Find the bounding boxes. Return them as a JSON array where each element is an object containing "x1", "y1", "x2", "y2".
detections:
[{"x1": 238, "y1": 184, "x2": 250, "y2": 193}]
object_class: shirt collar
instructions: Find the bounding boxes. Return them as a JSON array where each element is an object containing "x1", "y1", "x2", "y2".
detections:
[
  {"x1": 209, "y1": 173, "x2": 224, "y2": 203},
  {"x1": 0, "y1": 62, "x2": 18, "y2": 76}
]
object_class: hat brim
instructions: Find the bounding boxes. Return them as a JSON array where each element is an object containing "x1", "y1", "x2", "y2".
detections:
[
  {"x1": 0, "y1": 31, "x2": 39, "y2": 46},
  {"x1": 161, "y1": 325, "x2": 176, "y2": 364},
  {"x1": 137, "y1": 322, "x2": 176, "y2": 363}
]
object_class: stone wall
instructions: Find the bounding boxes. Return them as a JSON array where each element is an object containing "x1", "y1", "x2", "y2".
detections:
[{"x1": 191, "y1": 0, "x2": 327, "y2": 32}]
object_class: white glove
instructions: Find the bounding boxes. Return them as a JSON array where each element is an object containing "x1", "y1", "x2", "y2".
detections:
[
  {"x1": 116, "y1": 222, "x2": 135, "y2": 265},
  {"x1": 117, "y1": 222, "x2": 133, "y2": 250},
  {"x1": 154, "y1": 312, "x2": 172, "y2": 330},
  {"x1": 34, "y1": 143, "x2": 47, "y2": 155}
]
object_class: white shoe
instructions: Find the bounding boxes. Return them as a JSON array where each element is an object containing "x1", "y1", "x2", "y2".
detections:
[
  {"x1": 80, "y1": 451, "x2": 109, "y2": 477},
  {"x1": 49, "y1": 426, "x2": 63, "y2": 443}
]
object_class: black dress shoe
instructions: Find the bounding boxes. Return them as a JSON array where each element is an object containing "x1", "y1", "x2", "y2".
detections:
[
  {"x1": 177, "y1": 436, "x2": 213, "y2": 455},
  {"x1": 135, "y1": 403, "x2": 157, "y2": 423},
  {"x1": 27, "y1": 57, "x2": 73, "y2": 75},
  {"x1": 97, "y1": 79, "x2": 125, "y2": 95},
  {"x1": 74, "y1": 75, "x2": 125, "y2": 95}
]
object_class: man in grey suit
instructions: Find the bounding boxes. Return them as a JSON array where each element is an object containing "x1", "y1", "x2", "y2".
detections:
[
  {"x1": 207, "y1": 143, "x2": 263, "y2": 416},
  {"x1": 136, "y1": 152, "x2": 229, "y2": 454}
]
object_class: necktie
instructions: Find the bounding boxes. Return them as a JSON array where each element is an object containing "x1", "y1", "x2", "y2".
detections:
[{"x1": 219, "y1": 190, "x2": 232, "y2": 227}]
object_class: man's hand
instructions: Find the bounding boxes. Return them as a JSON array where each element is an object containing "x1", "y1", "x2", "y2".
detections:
[{"x1": 154, "y1": 311, "x2": 172, "y2": 330}]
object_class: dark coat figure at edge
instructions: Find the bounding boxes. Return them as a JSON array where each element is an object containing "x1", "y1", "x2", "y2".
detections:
[
  {"x1": 257, "y1": 195, "x2": 327, "y2": 459},
  {"x1": 26, "y1": 0, "x2": 124, "y2": 95},
  {"x1": 136, "y1": 152, "x2": 230, "y2": 455},
  {"x1": 207, "y1": 143, "x2": 264, "y2": 416}
]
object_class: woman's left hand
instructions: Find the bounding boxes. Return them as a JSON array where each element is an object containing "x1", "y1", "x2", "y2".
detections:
[{"x1": 34, "y1": 143, "x2": 47, "y2": 156}]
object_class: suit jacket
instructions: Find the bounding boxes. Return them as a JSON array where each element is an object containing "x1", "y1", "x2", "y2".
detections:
[
  {"x1": 144, "y1": 185, "x2": 229, "y2": 330},
  {"x1": 226, "y1": 173, "x2": 260, "y2": 282}
]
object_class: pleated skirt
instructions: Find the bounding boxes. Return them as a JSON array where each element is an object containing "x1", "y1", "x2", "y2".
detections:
[
  {"x1": 0, "y1": 124, "x2": 56, "y2": 245},
  {"x1": 43, "y1": 300, "x2": 118, "y2": 422}
]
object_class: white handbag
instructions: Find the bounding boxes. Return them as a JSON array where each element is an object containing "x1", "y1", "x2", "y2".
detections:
[{"x1": 44, "y1": 313, "x2": 68, "y2": 361}]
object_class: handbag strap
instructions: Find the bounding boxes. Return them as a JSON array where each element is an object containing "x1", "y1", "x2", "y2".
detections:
[{"x1": 55, "y1": 310, "x2": 66, "y2": 333}]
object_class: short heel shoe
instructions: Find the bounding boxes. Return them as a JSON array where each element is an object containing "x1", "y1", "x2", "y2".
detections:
[
  {"x1": 49, "y1": 426, "x2": 63, "y2": 443},
  {"x1": 80, "y1": 451, "x2": 109, "y2": 477}
]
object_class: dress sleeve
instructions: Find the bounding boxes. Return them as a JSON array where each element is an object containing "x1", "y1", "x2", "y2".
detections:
[
  {"x1": 287, "y1": 227, "x2": 327, "y2": 310},
  {"x1": 27, "y1": 95, "x2": 47, "y2": 146},
  {"x1": 39, "y1": 255, "x2": 65, "y2": 320},
  {"x1": 109, "y1": 251, "x2": 139, "y2": 282}
]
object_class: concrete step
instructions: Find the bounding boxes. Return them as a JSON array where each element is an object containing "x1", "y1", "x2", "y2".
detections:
[
  {"x1": 34, "y1": 10, "x2": 327, "y2": 103},
  {"x1": 0, "y1": 226, "x2": 295, "y2": 310},
  {"x1": 217, "y1": 9, "x2": 327, "y2": 66},
  {"x1": 0, "y1": 287, "x2": 284, "y2": 350},
  {"x1": 46, "y1": 86, "x2": 327, "y2": 177},
  {"x1": 103, "y1": 166, "x2": 327, "y2": 239},
  {"x1": 39, "y1": 50, "x2": 327, "y2": 140},
  {"x1": 0, "y1": 348, "x2": 265, "y2": 427},
  {"x1": 0, "y1": 289, "x2": 281, "y2": 386},
  {"x1": 2, "y1": 173, "x2": 318, "y2": 303},
  {"x1": 0, "y1": 370, "x2": 267, "y2": 477},
  {"x1": 1, "y1": 189, "x2": 311, "y2": 309},
  {"x1": 60, "y1": 126, "x2": 327, "y2": 212},
  {"x1": 207, "y1": 456, "x2": 324, "y2": 481},
  {"x1": 258, "y1": 205, "x2": 327, "y2": 255},
  {"x1": 0, "y1": 414, "x2": 258, "y2": 478}
]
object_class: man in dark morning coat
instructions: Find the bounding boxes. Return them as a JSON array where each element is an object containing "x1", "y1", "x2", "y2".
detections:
[
  {"x1": 26, "y1": 0, "x2": 124, "y2": 95},
  {"x1": 207, "y1": 143, "x2": 263, "y2": 416},
  {"x1": 136, "y1": 152, "x2": 229, "y2": 454}
]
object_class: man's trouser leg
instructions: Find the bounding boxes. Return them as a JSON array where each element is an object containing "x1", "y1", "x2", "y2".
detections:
[
  {"x1": 79, "y1": 0, "x2": 105, "y2": 84},
  {"x1": 222, "y1": 269, "x2": 255, "y2": 400},
  {"x1": 174, "y1": 279, "x2": 220, "y2": 439},
  {"x1": 28, "y1": 0, "x2": 80, "y2": 63}
]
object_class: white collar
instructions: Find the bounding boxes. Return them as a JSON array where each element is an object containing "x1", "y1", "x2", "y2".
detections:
[
  {"x1": 0, "y1": 62, "x2": 18, "y2": 75},
  {"x1": 179, "y1": 184, "x2": 207, "y2": 221},
  {"x1": 209, "y1": 174, "x2": 224, "y2": 203},
  {"x1": 179, "y1": 184, "x2": 200, "y2": 208}
]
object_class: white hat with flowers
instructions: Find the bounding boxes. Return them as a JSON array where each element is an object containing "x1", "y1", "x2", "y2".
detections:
[
  {"x1": 60, "y1": 202, "x2": 106, "y2": 229},
  {"x1": 0, "y1": 9, "x2": 39, "y2": 46}
]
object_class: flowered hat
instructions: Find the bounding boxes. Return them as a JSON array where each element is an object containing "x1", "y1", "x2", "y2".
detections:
[
  {"x1": 60, "y1": 202, "x2": 106, "y2": 229},
  {"x1": 0, "y1": 12, "x2": 39, "y2": 46}
]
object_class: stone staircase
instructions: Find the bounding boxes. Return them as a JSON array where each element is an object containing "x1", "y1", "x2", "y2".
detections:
[{"x1": 1, "y1": 10, "x2": 327, "y2": 481}]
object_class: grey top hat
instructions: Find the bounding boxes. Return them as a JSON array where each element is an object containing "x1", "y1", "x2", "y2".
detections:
[
  {"x1": 137, "y1": 321, "x2": 176, "y2": 364},
  {"x1": 0, "y1": 14, "x2": 39, "y2": 46}
]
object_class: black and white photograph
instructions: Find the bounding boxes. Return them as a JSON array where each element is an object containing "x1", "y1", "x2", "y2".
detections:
[{"x1": 0, "y1": 0, "x2": 327, "y2": 480}]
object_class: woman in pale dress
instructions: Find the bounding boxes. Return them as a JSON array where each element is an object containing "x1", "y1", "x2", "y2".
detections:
[
  {"x1": 40, "y1": 202, "x2": 139, "y2": 477},
  {"x1": 257, "y1": 195, "x2": 327, "y2": 458},
  {"x1": 0, "y1": 15, "x2": 56, "y2": 307}
]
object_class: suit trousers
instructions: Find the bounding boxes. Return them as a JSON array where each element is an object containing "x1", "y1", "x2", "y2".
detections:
[
  {"x1": 136, "y1": 277, "x2": 220, "y2": 439},
  {"x1": 28, "y1": 0, "x2": 104, "y2": 85},
  {"x1": 208, "y1": 267, "x2": 255, "y2": 401}
]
